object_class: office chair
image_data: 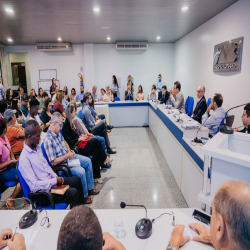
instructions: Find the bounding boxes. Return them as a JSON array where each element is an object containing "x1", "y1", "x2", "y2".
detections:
[
  {"x1": 114, "y1": 97, "x2": 120, "y2": 101},
  {"x1": 185, "y1": 96, "x2": 194, "y2": 116},
  {"x1": 207, "y1": 98, "x2": 211, "y2": 108},
  {"x1": 77, "y1": 110, "x2": 82, "y2": 119}
]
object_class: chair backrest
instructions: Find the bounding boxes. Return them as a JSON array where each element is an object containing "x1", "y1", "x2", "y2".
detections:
[
  {"x1": 16, "y1": 162, "x2": 31, "y2": 199},
  {"x1": 114, "y1": 97, "x2": 120, "y2": 101},
  {"x1": 207, "y1": 98, "x2": 211, "y2": 108},
  {"x1": 226, "y1": 115, "x2": 235, "y2": 127},
  {"x1": 39, "y1": 114, "x2": 41, "y2": 119},
  {"x1": 22, "y1": 121, "x2": 26, "y2": 128},
  {"x1": 41, "y1": 142, "x2": 52, "y2": 167},
  {"x1": 77, "y1": 110, "x2": 82, "y2": 119},
  {"x1": 185, "y1": 96, "x2": 194, "y2": 116}
]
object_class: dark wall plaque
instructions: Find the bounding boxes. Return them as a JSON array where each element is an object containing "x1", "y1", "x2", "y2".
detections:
[{"x1": 213, "y1": 37, "x2": 243, "y2": 72}]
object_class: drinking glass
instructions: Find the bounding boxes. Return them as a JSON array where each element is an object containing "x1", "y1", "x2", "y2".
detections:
[{"x1": 114, "y1": 216, "x2": 126, "y2": 239}]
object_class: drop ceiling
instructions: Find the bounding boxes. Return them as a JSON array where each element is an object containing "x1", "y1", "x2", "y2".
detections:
[{"x1": 0, "y1": 0, "x2": 238, "y2": 45}]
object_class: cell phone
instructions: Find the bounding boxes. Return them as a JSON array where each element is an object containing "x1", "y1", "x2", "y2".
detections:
[
  {"x1": 201, "y1": 137, "x2": 209, "y2": 141},
  {"x1": 192, "y1": 209, "x2": 211, "y2": 225}
]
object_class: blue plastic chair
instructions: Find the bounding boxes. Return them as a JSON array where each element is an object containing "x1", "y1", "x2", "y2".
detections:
[
  {"x1": 39, "y1": 114, "x2": 41, "y2": 119},
  {"x1": 185, "y1": 96, "x2": 194, "y2": 116},
  {"x1": 22, "y1": 121, "x2": 25, "y2": 128},
  {"x1": 0, "y1": 174, "x2": 18, "y2": 197},
  {"x1": 77, "y1": 110, "x2": 82, "y2": 119},
  {"x1": 114, "y1": 97, "x2": 120, "y2": 101},
  {"x1": 207, "y1": 98, "x2": 211, "y2": 108},
  {"x1": 17, "y1": 163, "x2": 67, "y2": 210}
]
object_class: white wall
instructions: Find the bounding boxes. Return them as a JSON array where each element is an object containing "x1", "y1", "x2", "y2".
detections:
[
  {"x1": 174, "y1": 0, "x2": 250, "y2": 127},
  {"x1": 5, "y1": 45, "x2": 84, "y2": 95},
  {"x1": 93, "y1": 44, "x2": 174, "y2": 100}
]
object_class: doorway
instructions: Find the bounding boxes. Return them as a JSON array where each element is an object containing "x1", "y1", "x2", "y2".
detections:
[{"x1": 11, "y1": 62, "x2": 27, "y2": 94}]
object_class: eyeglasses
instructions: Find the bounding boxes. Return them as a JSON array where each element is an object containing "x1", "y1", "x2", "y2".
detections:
[{"x1": 197, "y1": 90, "x2": 204, "y2": 93}]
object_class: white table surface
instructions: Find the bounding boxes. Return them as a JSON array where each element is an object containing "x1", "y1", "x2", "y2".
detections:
[
  {"x1": 182, "y1": 137, "x2": 205, "y2": 161},
  {"x1": 0, "y1": 208, "x2": 213, "y2": 250}
]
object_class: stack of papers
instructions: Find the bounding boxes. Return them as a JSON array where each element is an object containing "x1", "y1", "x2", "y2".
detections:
[
  {"x1": 68, "y1": 159, "x2": 81, "y2": 167},
  {"x1": 181, "y1": 120, "x2": 201, "y2": 129}
]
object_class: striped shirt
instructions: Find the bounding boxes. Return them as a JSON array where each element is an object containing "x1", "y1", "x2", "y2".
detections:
[{"x1": 6, "y1": 126, "x2": 25, "y2": 153}]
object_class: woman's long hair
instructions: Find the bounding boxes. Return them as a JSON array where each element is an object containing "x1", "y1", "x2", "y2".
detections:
[
  {"x1": 65, "y1": 102, "x2": 77, "y2": 129},
  {"x1": 88, "y1": 92, "x2": 95, "y2": 109},
  {"x1": 11, "y1": 99, "x2": 22, "y2": 117},
  {"x1": 43, "y1": 97, "x2": 52, "y2": 111},
  {"x1": 56, "y1": 90, "x2": 64, "y2": 103},
  {"x1": 138, "y1": 85, "x2": 143, "y2": 93},
  {"x1": 112, "y1": 75, "x2": 118, "y2": 85}
]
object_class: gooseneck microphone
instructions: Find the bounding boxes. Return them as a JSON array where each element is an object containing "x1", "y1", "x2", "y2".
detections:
[
  {"x1": 120, "y1": 202, "x2": 152, "y2": 239},
  {"x1": 193, "y1": 115, "x2": 210, "y2": 143}
]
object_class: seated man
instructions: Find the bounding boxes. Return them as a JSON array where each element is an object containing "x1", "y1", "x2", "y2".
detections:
[
  {"x1": 148, "y1": 84, "x2": 158, "y2": 101},
  {"x1": 125, "y1": 84, "x2": 133, "y2": 101},
  {"x1": 81, "y1": 93, "x2": 116, "y2": 154},
  {"x1": 44, "y1": 112, "x2": 99, "y2": 204},
  {"x1": 74, "y1": 85, "x2": 84, "y2": 102},
  {"x1": 192, "y1": 85, "x2": 207, "y2": 123},
  {"x1": 57, "y1": 205, "x2": 125, "y2": 250},
  {"x1": 202, "y1": 93, "x2": 226, "y2": 137},
  {"x1": 156, "y1": 85, "x2": 169, "y2": 104},
  {"x1": 166, "y1": 87, "x2": 173, "y2": 105},
  {"x1": 19, "y1": 120, "x2": 85, "y2": 209},
  {"x1": 169, "y1": 81, "x2": 185, "y2": 113},
  {"x1": 17, "y1": 86, "x2": 24, "y2": 101},
  {"x1": 26, "y1": 98, "x2": 44, "y2": 130},
  {"x1": 234, "y1": 103, "x2": 250, "y2": 133},
  {"x1": 167, "y1": 180, "x2": 250, "y2": 250},
  {"x1": 4, "y1": 109, "x2": 25, "y2": 154},
  {"x1": 91, "y1": 85, "x2": 98, "y2": 102},
  {"x1": 20, "y1": 95, "x2": 29, "y2": 118}
]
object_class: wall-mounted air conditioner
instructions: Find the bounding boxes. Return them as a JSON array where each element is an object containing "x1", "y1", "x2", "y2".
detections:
[
  {"x1": 115, "y1": 42, "x2": 148, "y2": 51},
  {"x1": 36, "y1": 43, "x2": 72, "y2": 52}
]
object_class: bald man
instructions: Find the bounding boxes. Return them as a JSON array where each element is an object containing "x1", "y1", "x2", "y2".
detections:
[
  {"x1": 167, "y1": 180, "x2": 250, "y2": 250},
  {"x1": 192, "y1": 85, "x2": 207, "y2": 123},
  {"x1": 91, "y1": 85, "x2": 98, "y2": 102}
]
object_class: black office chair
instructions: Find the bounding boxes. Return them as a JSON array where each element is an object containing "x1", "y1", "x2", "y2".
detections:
[{"x1": 225, "y1": 115, "x2": 235, "y2": 127}]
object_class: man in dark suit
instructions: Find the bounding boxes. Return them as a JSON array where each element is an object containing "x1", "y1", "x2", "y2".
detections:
[
  {"x1": 157, "y1": 85, "x2": 169, "y2": 104},
  {"x1": 192, "y1": 85, "x2": 207, "y2": 123},
  {"x1": 233, "y1": 103, "x2": 250, "y2": 133}
]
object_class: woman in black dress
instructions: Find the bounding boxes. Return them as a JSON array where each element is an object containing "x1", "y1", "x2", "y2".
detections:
[{"x1": 40, "y1": 97, "x2": 52, "y2": 132}]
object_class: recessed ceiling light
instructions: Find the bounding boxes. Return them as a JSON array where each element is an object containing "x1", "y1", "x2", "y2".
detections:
[
  {"x1": 58, "y1": 37, "x2": 62, "y2": 41},
  {"x1": 5, "y1": 8, "x2": 14, "y2": 13},
  {"x1": 93, "y1": 7, "x2": 100, "y2": 13},
  {"x1": 157, "y1": 36, "x2": 161, "y2": 40},
  {"x1": 182, "y1": 6, "x2": 188, "y2": 11},
  {"x1": 107, "y1": 37, "x2": 111, "y2": 41},
  {"x1": 7, "y1": 38, "x2": 13, "y2": 42}
]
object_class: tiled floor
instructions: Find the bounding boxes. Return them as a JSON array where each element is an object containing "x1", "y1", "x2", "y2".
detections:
[{"x1": 0, "y1": 127, "x2": 188, "y2": 210}]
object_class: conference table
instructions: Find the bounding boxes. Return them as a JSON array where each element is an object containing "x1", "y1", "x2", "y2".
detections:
[{"x1": 0, "y1": 208, "x2": 213, "y2": 250}]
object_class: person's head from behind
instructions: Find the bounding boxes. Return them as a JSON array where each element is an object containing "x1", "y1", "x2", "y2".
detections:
[
  {"x1": 112, "y1": 75, "x2": 117, "y2": 85},
  {"x1": 138, "y1": 85, "x2": 143, "y2": 93},
  {"x1": 25, "y1": 120, "x2": 41, "y2": 149},
  {"x1": 65, "y1": 103, "x2": 77, "y2": 125},
  {"x1": 18, "y1": 86, "x2": 24, "y2": 95},
  {"x1": 50, "y1": 112, "x2": 63, "y2": 134},
  {"x1": 174, "y1": 81, "x2": 181, "y2": 94},
  {"x1": 242, "y1": 103, "x2": 250, "y2": 127},
  {"x1": 80, "y1": 85, "x2": 84, "y2": 94},
  {"x1": 43, "y1": 97, "x2": 52, "y2": 112},
  {"x1": 158, "y1": 74, "x2": 162, "y2": 82},
  {"x1": 4, "y1": 109, "x2": 17, "y2": 125},
  {"x1": 197, "y1": 85, "x2": 205, "y2": 99},
  {"x1": 92, "y1": 85, "x2": 97, "y2": 94},
  {"x1": 82, "y1": 93, "x2": 90, "y2": 105},
  {"x1": 30, "y1": 89, "x2": 35, "y2": 98},
  {"x1": 211, "y1": 93, "x2": 223, "y2": 111},
  {"x1": 0, "y1": 118, "x2": 7, "y2": 137},
  {"x1": 151, "y1": 84, "x2": 156, "y2": 91},
  {"x1": 162, "y1": 85, "x2": 167, "y2": 95},
  {"x1": 57, "y1": 205, "x2": 102, "y2": 250},
  {"x1": 21, "y1": 95, "x2": 29, "y2": 108},
  {"x1": 71, "y1": 88, "x2": 76, "y2": 96},
  {"x1": 56, "y1": 91, "x2": 64, "y2": 103},
  {"x1": 0, "y1": 99, "x2": 7, "y2": 114},
  {"x1": 211, "y1": 180, "x2": 250, "y2": 249},
  {"x1": 127, "y1": 84, "x2": 131, "y2": 92},
  {"x1": 29, "y1": 98, "x2": 40, "y2": 117},
  {"x1": 100, "y1": 88, "x2": 106, "y2": 96},
  {"x1": 42, "y1": 91, "x2": 48, "y2": 101}
]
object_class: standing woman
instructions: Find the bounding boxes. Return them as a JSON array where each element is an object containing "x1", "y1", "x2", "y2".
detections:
[
  {"x1": 70, "y1": 88, "x2": 76, "y2": 101},
  {"x1": 6, "y1": 89, "x2": 13, "y2": 107},
  {"x1": 63, "y1": 104, "x2": 113, "y2": 184},
  {"x1": 50, "y1": 78, "x2": 56, "y2": 98},
  {"x1": 0, "y1": 118, "x2": 22, "y2": 209},
  {"x1": 63, "y1": 86, "x2": 70, "y2": 102},
  {"x1": 53, "y1": 90, "x2": 66, "y2": 117},
  {"x1": 41, "y1": 97, "x2": 52, "y2": 132},
  {"x1": 111, "y1": 75, "x2": 118, "y2": 98},
  {"x1": 136, "y1": 85, "x2": 145, "y2": 101}
]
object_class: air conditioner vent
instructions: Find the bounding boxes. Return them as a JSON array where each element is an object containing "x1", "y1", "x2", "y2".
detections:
[
  {"x1": 116, "y1": 42, "x2": 148, "y2": 51},
  {"x1": 36, "y1": 43, "x2": 72, "y2": 52}
]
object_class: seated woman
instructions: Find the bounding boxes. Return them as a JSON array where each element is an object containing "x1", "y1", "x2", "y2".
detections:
[
  {"x1": 40, "y1": 97, "x2": 52, "y2": 132},
  {"x1": 63, "y1": 86, "x2": 70, "y2": 102},
  {"x1": 125, "y1": 84, "x2": 133, "y2": 101},
  {"x1": 70, "y1": 88, "x2": 76, "y2": 101},
  {"x1": 63, "y1": 103, "x2": 113, "y2": 184},
  {"x1": 106, "y1": 86, "x2": 114, "y2": 102},
  {"x1": 88, "y1": 93, "x2": 113, "y2": 130},
  {"x1": 136, "y1": 85, "x2": 144, "y2": 101},
  {"x1": 62, "y1": 94, "x2": 69, "y2": 110},
  {"x1": 39, "y1": 91, "x2": 48, "y2": 110},
  {"x1": 99, "y1": 88, "x2": 110, "y2": 102},
  {"x1": 6, "y1": 88, "x2": 13, "y2": 107},
  {"x1": 11, "y1": 99, "x2": 26, "y2": 126},
  {"x1": 53, "y1": 90, "x2": 66, "y2": 117},
  {"x1": 0, "y1": 118, "x2": 22, "y2": 209}
]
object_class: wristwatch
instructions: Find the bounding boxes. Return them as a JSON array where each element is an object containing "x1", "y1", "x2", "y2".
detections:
[{"x1": 167, "y1": 244, "x2": 176, "y2": 250}]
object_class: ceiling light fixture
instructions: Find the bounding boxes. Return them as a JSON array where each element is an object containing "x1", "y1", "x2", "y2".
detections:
[
  {"x1": 7, "y1": 38, "x2": 13, "y2": 42},
  {"x1": 5, "y1": 8, "x2": 14, "y2": 13},
  {"x1": 157, "y1": 36, "x2": 161, "y2": 40},
  {"x1": 58, "y1": 37, "x2": 62, "y2": 41},
  {"x1": 107, "y1": 37, "x2": 111, "y2": 41},
  {"x1": 93, "y1": 7, "x2": 100, "y2": 13},
  {"x1": 182, "y1": 6, "x2": 188, "y2": 11}
]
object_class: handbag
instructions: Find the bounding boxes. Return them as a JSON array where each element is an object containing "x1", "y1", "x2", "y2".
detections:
[{"x1": 76, "y1": 135, "x2": 91, "y2": 149}]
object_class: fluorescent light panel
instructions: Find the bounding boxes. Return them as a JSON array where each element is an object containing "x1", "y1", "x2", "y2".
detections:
[
  {"x1": 93, "y1": 7, "x2": 100, "y2": 12},
  {"x1": 182, "y1": 6, "x2": 188, "y2": 11}
]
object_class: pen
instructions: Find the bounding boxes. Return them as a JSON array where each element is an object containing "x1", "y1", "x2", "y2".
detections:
[{"x1": 11, "y1": 227, "x2": 17, "y2": 241}]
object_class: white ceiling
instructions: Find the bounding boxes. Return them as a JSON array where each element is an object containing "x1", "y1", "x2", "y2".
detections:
[{"x1": 0, "y1": 0, "x2": 238, "y2": 45}]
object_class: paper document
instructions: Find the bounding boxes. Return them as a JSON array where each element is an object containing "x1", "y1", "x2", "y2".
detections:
[{"x1": 68, "y1": 159, "x2": 81, "y2": 167}]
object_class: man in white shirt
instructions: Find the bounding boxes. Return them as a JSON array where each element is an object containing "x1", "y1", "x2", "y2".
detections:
[{"x1": 170, "y1": 81, "x2": 185, "y2": 113}]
